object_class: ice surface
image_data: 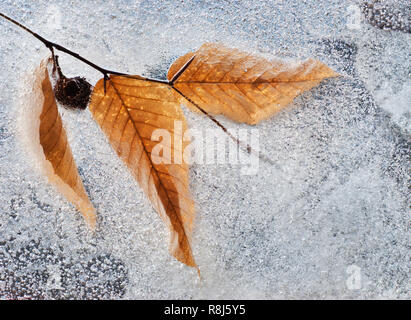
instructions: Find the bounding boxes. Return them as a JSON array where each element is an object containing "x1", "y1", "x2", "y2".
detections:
[{"x1": 0, "y1": 0, "x2": 409, "y2": 299}]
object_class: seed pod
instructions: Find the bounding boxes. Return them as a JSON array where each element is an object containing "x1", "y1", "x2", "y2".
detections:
[{"x1": 54, "y1": 75, "x2": 92, "y2": 110}]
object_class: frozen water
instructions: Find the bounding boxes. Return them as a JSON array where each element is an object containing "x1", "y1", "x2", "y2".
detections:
[{"x1": 0, "y1": 0, "x2": 409, "y2": 299}]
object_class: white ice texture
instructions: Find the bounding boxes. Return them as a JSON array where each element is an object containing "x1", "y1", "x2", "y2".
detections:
[{"x1": 0, "y1": 0, "x2": 409, "y2": 299}]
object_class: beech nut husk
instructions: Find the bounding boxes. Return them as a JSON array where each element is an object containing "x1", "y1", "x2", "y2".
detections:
[{"x1": 54, "y1": 76, "x2": 92, "y2": 110}]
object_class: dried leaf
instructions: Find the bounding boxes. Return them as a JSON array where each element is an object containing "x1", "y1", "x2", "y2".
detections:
[
  {"x1": 168, "y1": 42, "x2": 339, "y2": 124},
  {"x1": 35, "y1": 59, "x2": 97, "y2": 229},
  {"x1": 89, "y1": 75, "x2": 197, "y2": 270}
]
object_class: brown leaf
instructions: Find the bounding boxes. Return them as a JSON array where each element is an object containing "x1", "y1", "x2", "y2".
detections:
[
  {"x1": 168, "y1": 42, "x2": 339, "y2": 124},
  {"x1": 35, "y1": 59, "x2": 97, "y2": 230},
  {"x1": 89, "y1": 75, "x2": 197, "y2": 270}
]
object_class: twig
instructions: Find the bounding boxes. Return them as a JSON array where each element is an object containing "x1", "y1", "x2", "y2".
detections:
[
  {"x1": 0, "y1": 12, "x2": 160, "y2": 82},
  {"x1": 1, "y1": 12, "x2": 274, "y2": 165}
]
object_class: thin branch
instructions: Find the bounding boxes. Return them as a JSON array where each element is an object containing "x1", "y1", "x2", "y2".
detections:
[
  {"x1": 0, "y1": 12, "x2": 166, "y2": 84},
  {"x1": 1, "y1": 12, "x2": 273, "y2": 165},
  {"x1": 0, "y1": 12, "x2": 50, "y2": 47},
  {"x1": 171, "y1": 86, "x2": 274, "y2": 165},
  {"x1": 119, "y1": 74, "x2": 170, "y2": 84}
]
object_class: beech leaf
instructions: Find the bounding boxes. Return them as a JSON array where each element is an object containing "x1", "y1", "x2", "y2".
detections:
[
  {"x1": 168, "y1": 42, "x2": 339, "y2": 124},
  {"x1": 89, "y1": 75, "x2": 197, "y2": 270},
  {"x1": 31, "y1": 59, "x2": 97, "y2": 229}
]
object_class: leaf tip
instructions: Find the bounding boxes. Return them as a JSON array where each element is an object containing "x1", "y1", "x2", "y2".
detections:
[{"x1": 78, "y1": 200, "x2": 97, "y2": 231}]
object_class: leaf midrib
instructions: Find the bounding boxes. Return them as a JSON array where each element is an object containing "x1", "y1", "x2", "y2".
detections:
[{"x1": 109, "y1": 79, "x2": 194, "y2": 262}]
